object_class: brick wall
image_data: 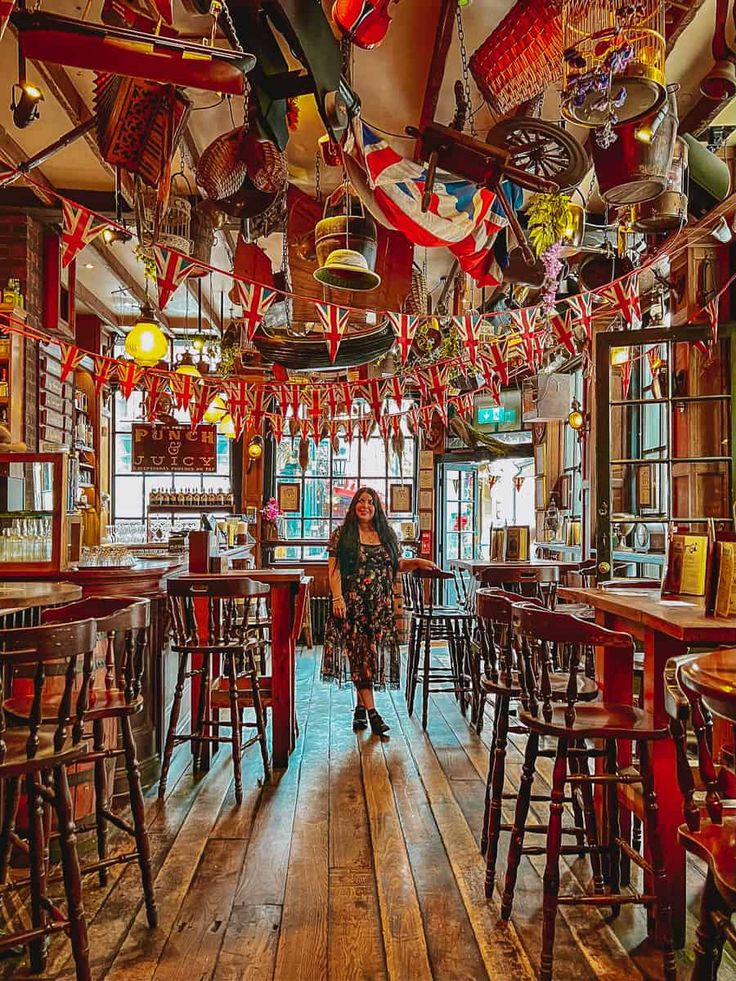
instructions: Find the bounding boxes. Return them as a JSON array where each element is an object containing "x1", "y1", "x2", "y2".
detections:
[{"x1": 0, "y1": 212, "x2": 45, "y2": 450}]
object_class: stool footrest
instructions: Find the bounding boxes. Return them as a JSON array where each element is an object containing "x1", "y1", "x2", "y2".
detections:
[{"x1": 556, "y1": 892, "x2": 655, "y2": 907}]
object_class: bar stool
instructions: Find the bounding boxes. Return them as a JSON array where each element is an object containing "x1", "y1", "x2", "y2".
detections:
[
  {"x1": 506, "y1": 604, "x2": 675, "y2": 981},
  {"x1": 477, "y1": 589, "x2": 598, "y2": 898},
  {"x1": 665, "y1": 650, "x2": 736, "y2": 980},
  {"x1": 0, "y1": 619, "x2": 96, "y2": 981},
  {"x1": 32, "y1": 596, "x2": 157, "y2": 928},
  {"x1": 162, "y1": 575, "x2": 271, "y2": 803},
  {"x1": 478, "y1": 564, "x2": 559, "y2": 608},
  {"x1": 404, "y1": 568, "x2": 475, "y2": 730}
]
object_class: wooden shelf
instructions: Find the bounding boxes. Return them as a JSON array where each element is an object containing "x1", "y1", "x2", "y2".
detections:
[{"x1": 147, "y1": 505, "x2": 235, "y2": 514}]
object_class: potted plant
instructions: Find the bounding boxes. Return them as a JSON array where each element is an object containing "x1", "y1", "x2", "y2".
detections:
[{"x1": 261, "y1": 497, "x2": 283, "y2": 541}]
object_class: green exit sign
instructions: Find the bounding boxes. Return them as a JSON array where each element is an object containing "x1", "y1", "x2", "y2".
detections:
[{"x1": 477, "y1": 405, "x2": 516, "y2": 425}]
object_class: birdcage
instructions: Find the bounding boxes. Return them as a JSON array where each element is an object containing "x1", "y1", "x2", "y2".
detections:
[
  {"x1": 561, "y1": 0, "x2": 666, "y2": 129},
  {"x1": 136, "y1": 186, "x2": 192, "y2": 255}
]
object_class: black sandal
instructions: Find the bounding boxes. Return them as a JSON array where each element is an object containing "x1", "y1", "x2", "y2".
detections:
[
  {"x1": 352, "y1": 705, "x2": 368, "y2": 731},
  {"x1": 368, "y1": 710, "x2": 390, "y2": 736}
]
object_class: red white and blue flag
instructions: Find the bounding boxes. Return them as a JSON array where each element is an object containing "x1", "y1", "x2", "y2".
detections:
[
  {"x1": 453, "y1": 313, "x2": 482, "y2": 365},
  {"x1": 345, "y1": 122, "x2": 505, "y2": 287},
  {"x1": 234, "y1": 279, "x2": 277, "y2": 343},
  {"x1": 61, "y1": 201, "x2": 107, "y2": 269},
  {"x1": 154, "y1": 246, "x2": 201, "y2": 311},
  {"x1": 315, "y1": 302, "x2": 350, "y2": 363},
  {"x1": 599, "y1": 273, "x2": 641, "y2": 330},
  {"x1": 0, "y1": 3, "x2": 16, "y2": 41},
  {"x1": 387, "y1": 312, "x2": 420, "y2": 365}
]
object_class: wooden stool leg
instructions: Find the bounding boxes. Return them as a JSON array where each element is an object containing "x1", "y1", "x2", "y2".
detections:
[
  {"x1": 92, "y1": 719, "x2": 109, "y2": 886},
  {"x1": 605, "y1": 739, "x2": 622, "y2": 909},
  {"x1": 567, "y1": 750, "x2": 587, "y2": 857},
  {"x1": 159, "y1": 651, "x2": 188, "y2": 800},
  {"x1": 26, "y1": 770, "x2": 48, "y2": 973},
  {"x1": 484, "y1": 693, "x2": 510, "y2": 898},
  {"x1": 575, "y1": 746, "x2": 604, "y2": 894},
  {"x1": 249, "y1": 650, "x2": 271, "y2": 783},
  {"x1": 227, "y1": 654, "x2": 244, "y2": 804},
  {"x1": 480, "y1": 693, "x2": 498, "y2": 856},
  {"x1": 539, "y1": 739, "x2": 569, "y2": 981},
  {"x1": 121, "y1": 714, "x2": 158, "y2": 929},
  {"x1": 421, "y1": 620, "x2": 432, "y2": 731},
  {"x1": 53, "y1": 764, "x2": 91, "y2": 981},
  {"x1": 501, "y1": 730, "x2": 539, "y2": 920},
  {"x1": 0, "y1": 776, "x2": 20, "y2": 884},
  {"x1": 193, "y1": 655, "x2": 210, "y2": 771},
  {"x1": 638, "y1": 740, "x2": 676, "y2": 981},
  {"x1": 406, "y1": 618, "x2": 420, "y2": 715},
  {"x1": 692, "y1": 870, "x2": 729, "y2": 981}
]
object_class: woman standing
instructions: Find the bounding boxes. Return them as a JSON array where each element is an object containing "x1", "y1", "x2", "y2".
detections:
[{"x1": 322, "y1": 487, "x2": 437, "y2": 735}]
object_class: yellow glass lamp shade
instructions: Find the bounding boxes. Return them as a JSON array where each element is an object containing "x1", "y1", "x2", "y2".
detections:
[
  {"x1": 248, "y1": 436, "x2": 263, "y2": 459},
  {"x1": 218, "y1": 413, "x2": 236, "y2": 438},
  {"x1": 124, "y1": 305, "x2": 169, "y2": 367},
  {"x1": 568, "y1": 408, "x2": 585, "y2": 431},
  {"x1": 204, "y1": 395, "x2": 227, "y2": 424},
  {"x1": 175, "y1": 363, "x2": 202, "y2": 378}
]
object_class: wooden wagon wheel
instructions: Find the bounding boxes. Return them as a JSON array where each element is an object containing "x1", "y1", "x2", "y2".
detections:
[{"x1": 486, "y1": 117, "x2": 588, "y2": 193}]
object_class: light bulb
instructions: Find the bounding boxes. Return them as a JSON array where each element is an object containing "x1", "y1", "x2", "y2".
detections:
[{"x1": 124, "y1": 303, "x2": 169, "y2": 367}]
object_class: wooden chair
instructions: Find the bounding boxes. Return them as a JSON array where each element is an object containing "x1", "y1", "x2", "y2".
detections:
[
  {"x1": 0, "y1": 619, "x2": 96, "y2": 981},
  {"x1": 478, "y1": 564, "x2": 559, "y2": 608},
  {"x1": 476, "y1": 589, "x2": 598, "y2": 900},
  {"x1": 506, "y1": 604, "x2": 675, "y2": 981},
  {"x1": 403, "y1": 569, "x2": 476, "y2": 731},
  {"x1": 163, "y1": 575, "x2": 271, "y2": 803},
  {"x1": 665, "y1": 649, "x2": 736, "y2": 980},
  {"x1": 32, "y1": 596, "x2": 157, "y2": 928}
]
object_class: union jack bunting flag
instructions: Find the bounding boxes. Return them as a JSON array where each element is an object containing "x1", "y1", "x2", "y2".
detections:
[
  {"x1": 92, "y1": 355, "x2": 113, "y2": 396},
  {"x1": 551, "y1": 310, "x2": 577, "y2": 357},
  {"x1": 61, "y1": 201, "x2": 107, "y2": 269},
  {"x1": 142, "y1": 372, "x2": 168, "y2": 422},
  {"x1": 599, "y1": 273, "x2": 641, "y2": 330},
  {"x1": 514, "y1": 308, "x2": 543, "y2": 372},
  {"x1": 345, "y1": 122, "x2": 505, "y2": 287},
  {"x1": 154, "y1": 246, "x2": 202, "y2": 311},
  {"x1": 234, "y1": 279, "x2": 278, "y2": 343},
  {"x1": 169, "y1": 371, "x2": 200, "y2": 412},
  {"x1": 361, "y1": 378, "x2": 385, "y2": 422},
  {"x1": 619, "y1": 357, "x2": 633, "y2": 401},
  {"x1": 315, "y1": 302, "x2": 350, "y2": 363},
  {"x1": 116, "y1": 360, "x2": 144, "y2": 400},
  {"x1": 305, "y1": 388, "x2": 323, "y2": 442},
  {"x1": 417, "y1": 363, "x2": 449, "y2": 406},
  {"x1": 225, "y1": 379, "x2": 251, "y2": 437},
  {"x1": 59, "y1": 343, "x2": 84, "y2": 382},
  {"x1": 189, "y1": 383, "x2": 215, "y2": 431},
  {"x1": 0, "y1": 3, "x2": 16, "y2": 41},
  {"x1": 452, "y1": 313, "x2": 482, "y2": 365},
  {"x1": 567, "y1": 291, "x2": 594, "y2": 342},
  {"x1": 388, "y1": 375, "x2": 403, "y2": 407},
  {"x1": 481, "y1": 340, "x2": 508, "y2": 387},
  {"x1": 268, "y1": 413, "x2": 284, "y2": 445},
  {"x1": 386, "y1": 312, "x2": 420, "y2": 365},
  {"x1": 340, "y1": 382, "x2": 354, "y2": 417},
  {"x1": 357, "y1": 413, "x2": 374, "y2": 442}
]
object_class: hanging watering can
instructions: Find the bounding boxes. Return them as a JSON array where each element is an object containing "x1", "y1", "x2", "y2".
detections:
[
  {"x1": 631, "y1": 137, "x2": 689, "y2": 232},
  {"x1": 313, "y1": 184, "x2": 381, "y2": 292}
]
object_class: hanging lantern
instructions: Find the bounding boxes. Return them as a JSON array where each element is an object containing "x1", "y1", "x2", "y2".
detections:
[
  {"x1": 124, "y1": 302, "x2": 169, "y2": 367},
  {"x1": 204, "y1": 394, "x2": 227, "y2": 424},
  {"x1": 561, "y1": 0, "x2": 666, "y2": 138},
  {"x1": 247, "y1": 436, "x2": 264, "y2": 460},
  {"x1": 218, "y1": 413, "x2": 236, "y2": 438},
  {"x1": 559, "y1": 201, "x2": 586, "y2": 255},
  {"x1": 313, "y1": 184, "x2": 381, "y2": 292},
  {"x1": 175, "y1": 350, "x2": 201, "y2": 377}
]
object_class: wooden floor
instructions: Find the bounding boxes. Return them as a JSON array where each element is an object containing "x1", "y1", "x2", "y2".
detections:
[{"x1": 4, "y1": 646, "x2": 736, "y2": 981}]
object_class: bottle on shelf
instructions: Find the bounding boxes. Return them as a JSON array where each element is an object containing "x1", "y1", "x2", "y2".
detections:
[{"x1": 0, "y1": 370, "x2": 8, "y2": 399}]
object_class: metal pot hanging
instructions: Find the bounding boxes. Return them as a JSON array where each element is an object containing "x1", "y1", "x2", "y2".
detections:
[
  {"x1": 631, "y1": 137, "x2": 689, "y2": 232},
  {"x1": 313, "y1": 184, "x2": 381, "y2": 292}
]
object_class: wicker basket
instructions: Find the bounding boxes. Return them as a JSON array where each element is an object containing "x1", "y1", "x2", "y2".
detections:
[
  {"x1": 470, "y1": 0, "x2": 563, "y2": 116},
  {"x1": 196, "y1": 127, "x2": 248, "y2": 201},
  {"x1": 241, "y1": 135, "x2": 288, "y2": 195}
]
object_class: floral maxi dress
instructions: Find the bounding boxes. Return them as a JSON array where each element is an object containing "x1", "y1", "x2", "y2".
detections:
[{"x1": 322, "y1": 532, "x2": 400, "y2": 691}]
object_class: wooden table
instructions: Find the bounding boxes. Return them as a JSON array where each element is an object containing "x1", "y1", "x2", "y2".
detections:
[
  {"x1": 173, "y1": 568, "x2": 310, "y2": 771},
  {"x1": 0, "y1": 580, "x2": 82, "y2": 611},
  {"x1": 680, "y1": 648, "x2": 736, "y2": 725},
  {"x1": 558, "y1": 585, "x2": 736, "y2": 947},
  {"x1": 450, "y1": 558, "x2": 580, "y2": 578}
]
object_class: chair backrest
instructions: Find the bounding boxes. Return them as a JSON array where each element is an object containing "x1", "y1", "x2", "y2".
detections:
[
  {"x1": 478, "y1": 564, "x2": 559, "y2": 608},
  {"x1": 42, "y1": 596, "x2": 151, "y2": 703},
  {"x1": 476, "y1": 590, "x2": 541, "y2": 687},
  {"x1": 168, "y1": 575, "x2": 270, "y2": 648},
  {"x1": 512, "y1": 604, "x2": 632, "y2": 725},
  {"x1": 406, "y1": 568, "x2": 454, "y2": 615},
  {"x1": 664, "y1": 651, "x2": 736, "y2": 833},
  {"x1": 0, "y1": 619, "x2": 97, "y2": 765}
]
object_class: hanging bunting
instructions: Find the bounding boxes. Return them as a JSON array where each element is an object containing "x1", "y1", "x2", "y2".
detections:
[
  {"x1": 0, "y1": 3, "x2": 16, "y2": 41},
  {"x1": 599, "y1": 273, "x2": 641, "y2": 330},
  {"x1": 190, "y1": 383, "x2": 215, "y2": 431},
  {"x1": 513, "y1": 307, "x2": 543, "y2": 372},
  {"x1": 92, "y1": 355, "x2": 113, "y2": 396},
  {"x1": 143, "y1": 372, "x2": 168, "y2": 422},
  {"x1": 390, "y1": 413, "x2": 403, "y2": 439},
  {"x1": 225, "y1": 378, "x2": 251, "y2": 438},
  {"x1": 248, "y1": 386, "x2": 267, "y2": 434},
  {"x1": 478, "y1": 354, "x2": 501, "y2": 403},
  {"x1": 706, "y1": 294, "x2": 720, "y2": 349},
  {"x1": 619, "y1": 358, "x2": 633, "y2": 401},
  {"x1": 169, "y1": 371, "x2": 199, "y2": 412},
  {"x1": 305, "y1": 388, "x2": 323, "y2": 442},
  {"x1": 275, "y1": 383, "x2": 292, "y2": 419},
  {"x1": 482, "y1": 340, "x2": 509, "y2": 387},
  {"x1": 340, "y1": 381, "x2": 354, "y2": 417},
  {"x1": 417, "y1": 363, "x2": 449, "y2": 406},
  {"x1": 60, "y1": 201, "x2": 108, "y2": 270},
  {"x1": 269, "y1": 412, "x2": 284, "y2": 444},
  {"x1": 387, "y1": 312, "x2": 420, "y2": 365},
  {"x1": 453, "y1": 313, "x2": 482, "y2": 365},
  {"x1": 116, "y1": 360, "x2": 144, "y2": 400},
  {"x1": 405, "y1": 406, "x2": 421, "y2": 434},
  {"x1": 646, "y1": 344, "x2": 662, "y2": 374},
  {"x1": 389, "y1": 375, "x2": 404, "y2": 407},
  {"x1": 377, "y1": 414, "x2": 390, "y2": 444},
  {"x1": 452, "y1": 393, "x2": 474, "y2": 419},
  {"x1": 567, "y1": 292, "x2": 594, "y2": 342},
  {"x1": 59, "y1": 342, "x2": 84, "y2": 382},
  {"x1": 357, "y1": 413, "x2": 374, "y2": 442},
  {"x1": 154, "y1": 246, "x2": 202, "y2": 311},
  {"x1": 234, "y1": 280, "x2": 278, "y2": 343},
  {"x1": 550, "y1": 309, "x2": 577, "y2": 357},
  {"x1": 362, "y1": 378, "x2": 385, "y2": 422},
  {"x1": 315, "y1": 302, "x2": 351, "y2": 362}
]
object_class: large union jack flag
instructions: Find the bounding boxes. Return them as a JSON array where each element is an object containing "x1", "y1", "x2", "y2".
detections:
[{"x1": 345, "y1": 122, "x2": 506, "y2": 287}]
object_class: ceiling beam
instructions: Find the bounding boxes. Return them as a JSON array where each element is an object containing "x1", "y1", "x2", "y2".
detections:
[
  {"x1": 75, "y1": 279, "x2": 121, "y2": 327},
  {"x1": 0, "y1": 124, "x2": 56, "y2": 205},
  {"x1": 413, "y1": 0, "x2": 457, "y2": 161}
]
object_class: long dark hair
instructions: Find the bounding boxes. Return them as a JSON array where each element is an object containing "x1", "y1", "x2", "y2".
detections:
[{"x1": 335, "y1": 487, "x2": 399, "y2": 578}]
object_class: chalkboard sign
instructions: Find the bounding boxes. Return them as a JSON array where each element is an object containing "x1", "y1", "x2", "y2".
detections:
[{"x1": 131, "y1": 424, "x2": 217, "y2": 472}]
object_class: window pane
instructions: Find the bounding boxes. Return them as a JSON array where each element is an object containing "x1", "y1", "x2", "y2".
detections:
[
  {"x1": 672, "y1": 461, "x2": 730, "y2": 520},
  {"x1": 115, "y1": 434, "x2": 133, "y2": 474},
  {"x1": 114, "y1": 476, "x2": 144, "y2": 517},
  {"x1": 216, "y1": 437, "x2": 231, "y2": 473},
  {"x1": 362, "y1": 439, "x2": 387, "y2": 477},
  {"x1": 302, "y1": 480, "x2": 330, "y2": 519},
  {"x1": 672, "y1": 399, "x2": 730, "y2": 460},
  {"x1": 304, "y1": 518, "x2": 330, "y2": 540}
]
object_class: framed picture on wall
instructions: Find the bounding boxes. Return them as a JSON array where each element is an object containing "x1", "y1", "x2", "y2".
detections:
[
  {"x1": 277, "y1": 482, "x2": 301, "y2": 513},
  {"x1": 637, "y1": 463, "x2": 654, "y2": 508},
  {"x1": 389, "y1": 483, "x2": 413, "y2": 514}
]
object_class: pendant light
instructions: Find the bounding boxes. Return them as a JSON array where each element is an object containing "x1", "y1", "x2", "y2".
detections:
[
  {"x1": 175, "y1": 350, "x2": 201, "y2": 377},
  {"x1": 204, "y1": 394, "x2": 227, "y2": 424},
  {"x1": 124, "y1": 301, "x2": 169, "y2": 367},
  {"x1": 218, "y1": 413, "x2": 236, "y2": 438}
]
